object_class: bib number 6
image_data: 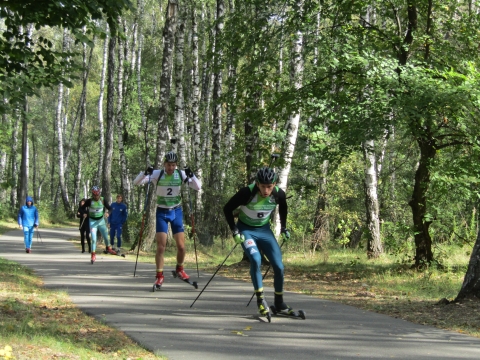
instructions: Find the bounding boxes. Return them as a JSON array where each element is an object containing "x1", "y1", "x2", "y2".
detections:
[{"x1": 257, "y1": 212, "x2": 265, "y2": 218}]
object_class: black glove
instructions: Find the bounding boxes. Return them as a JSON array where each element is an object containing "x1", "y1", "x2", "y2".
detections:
[
  {"x1": 184, "y1": 167, "x2": 194, "y2": 178},
  {"x1": 280, "y1": 228, "x2": 290, "y2": 241},
  {"x1": 144, "y1": 166, "x2": 154, "y2": 175}
]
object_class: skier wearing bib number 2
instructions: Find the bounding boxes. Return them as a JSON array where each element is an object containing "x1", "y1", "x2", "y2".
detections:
[
  {"x1": 133, "y1": 151, "x2": 202, "y2": 290},
  {"x1": 223, "y1": 167, "x2": 297, "y2": 318}
]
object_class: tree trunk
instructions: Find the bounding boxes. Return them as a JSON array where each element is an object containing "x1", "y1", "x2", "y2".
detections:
[
  {"x1": 10, "y1": 112, "x2": 19, "y2": 208},
  {"x1": 455, "y1": 228, "x2": 480, "y2": 301},
  {"x1": 174, "y1": 5, "x2": 186, "y2": 167},
  {"x1": 362, "y1": 139, "x2": 382, "y2": 258},
  {"x1": 18, "y1": 98, "x2": 28, "y2": 204},
  {"x1": 95, "y1": 32, "x2": 108, "y2": 186},
  {"x1": 75, "y1": 31, "x2": 94, "y2": 207},
  {"x1": 102, "y1": 34, "x2": 117, "y2": 205},
  {"x1": 208, "y1": 0, "x2": 224, "y2": 191},
  {"x1": 275, "y1": 1, "x2": 304, "y2": 235},
  {"x1": 136, "y1": 0, "x2": 150, "y2": 168},
  {"x1": 409, "y1": 137, "x2": 435, "y2": 267},
  {"x1": 55, "y1": 28, "x2": 71, "y2": 214},
  {"x1": 116, "y1": 32, "x2": 131, "y2": 204},
  {"x1": 142, "y1": 0, "x2": 178, "y2": 251}
]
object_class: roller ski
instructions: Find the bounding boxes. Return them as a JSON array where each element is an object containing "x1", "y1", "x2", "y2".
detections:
[
  {"x1": 152, "y1": 272, "x2": 164, "y2": 292},
  {"x1": 171, "y1": 266, "x2": 198, "y2": 289},
  {"x1": 115, "y1": 248, "x2": 126, "y2": 258},
  {"x1": 90, "y1": 252, "x2": 96, "y2": 264},
  {"x1": 257, "y1": 298, "x2": 272, "y2": 323},
  {"x1": 270, "y1": 303, "x2": 306, "y2": 319}
]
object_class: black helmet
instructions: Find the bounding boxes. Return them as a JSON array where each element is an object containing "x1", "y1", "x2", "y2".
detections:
[
  {"x1": 164, "y1": 151, "x2": 178, "y2": 163},
  {"x1": 256, "y1": 167, "x2": 277, "y2": 184}
]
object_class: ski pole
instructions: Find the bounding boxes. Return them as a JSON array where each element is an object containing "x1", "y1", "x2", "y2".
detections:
[
  {"x1": 184, "y1": 172, "x2": 199, "y2": 278},
  {"x1": 36, "y1": 227, "x2": 43, "y2": 244},
  {"x1": 246, "y1": 239, "x2": 286, "y2": 307},
  {"x1": 134, "y1": 175, "x2": 151, "y2": 277},
  {"x1": 190, "y1": 244, "x2": 238, "y2": 308},
  {"x1": 79, "y1": 216, "x2": 86, "y2": 230}
]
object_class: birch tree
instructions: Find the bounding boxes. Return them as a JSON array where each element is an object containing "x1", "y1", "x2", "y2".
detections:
[
  {"x1": 95, "y1": 32, "x2": 108, "y2": 186},
  {"x1": 275, "y1": 0, "x2": 304, "y2": 235},
  {"x1": 142, "y1": 0, "x2": 178, "y2": 251},
  {"x1": 102, "y1": 32, "x2": 117, "y2": 205}
]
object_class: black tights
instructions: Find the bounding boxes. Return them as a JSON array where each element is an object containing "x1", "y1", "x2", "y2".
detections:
[{"x1": 80, "y1": 229, "x2": 91, "y2": 252}]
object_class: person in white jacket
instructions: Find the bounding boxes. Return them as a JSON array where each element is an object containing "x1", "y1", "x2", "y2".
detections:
[{"x1": 133, "y1": 151, "x2": 201, "y2": 290}]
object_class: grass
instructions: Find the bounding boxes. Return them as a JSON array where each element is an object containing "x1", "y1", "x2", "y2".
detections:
[
  {"x1": 162, "y1": 237, "x2": 480, "y2": 338},
  {"x1": 0, "y1": 219, "x2": 166, "y2": 360}
]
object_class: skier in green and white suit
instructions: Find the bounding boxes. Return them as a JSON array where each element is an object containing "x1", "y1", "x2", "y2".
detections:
[
  {"x1": 223, "y1": 167, "x2": 293, "y2": 316},
  {"x1": 133, "y1": 151, "x2": 202, "y2": 289}
]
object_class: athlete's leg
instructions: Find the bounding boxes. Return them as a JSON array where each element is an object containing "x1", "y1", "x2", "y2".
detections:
[
  {"x1": 89, "y1": 219, "x2": 98, "y2": 253},
  {"x1": 116, "y1": 224, "x2": 123, "y2": 248},
  {"x1": 155, "y1": 210, "x2": 170, "y2": 273}
]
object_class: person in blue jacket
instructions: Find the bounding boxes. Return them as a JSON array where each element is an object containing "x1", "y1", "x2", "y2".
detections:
[
  {"x1": 18, "y1": 196, "x2": 39, "y2": 253},
  {"x1": 108, "y1": 194, "x2": 128, "y2": 251}
]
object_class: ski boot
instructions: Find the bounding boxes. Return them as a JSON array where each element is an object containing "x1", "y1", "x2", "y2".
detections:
[
  {"x1": 90, "y1": 252, "x2": 96, "y2": 264},
  {"x1": 115, "y1": 248, "x2": 126, "y2": 258},
  {"x1": 106, "y1": 246, "x2": 117, "y2": 255},
  {"x1": 270, "y1": 302, "x2": 306, "y2": 319},
  {"x1": 257, "y1": 298, "x2": 272, "y2": 323},
  {"x1": 152, "y1": 272, "x2": 164, "y2": 292},
  {"x1": 171, "y1": 265, "x2": 198, "y2": 289}
]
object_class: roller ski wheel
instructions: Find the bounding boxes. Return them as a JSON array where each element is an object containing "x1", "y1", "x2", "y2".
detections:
[
  {"x1": 171, "y1": 270, "x2": 198, "y2": 289},
  {"x1": 270, "y1": 304, "x2": 306, "y2": 320},
  {"x1": 258, "y1": 299, "x2": 272, "y2": 323}
]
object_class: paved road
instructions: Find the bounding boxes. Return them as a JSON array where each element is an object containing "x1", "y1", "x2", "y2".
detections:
[{"x1": 2, "y1": 228, "x2": 480, "y2": 359}]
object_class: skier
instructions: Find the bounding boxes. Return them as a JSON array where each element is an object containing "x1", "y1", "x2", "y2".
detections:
[
  {"x1": 108, "y1": 194, "x2": 128, "y2": 253},
  {"x1": 133, "y1": 151, "x2": 201, "y2": 290},
  {"x1": 223, "y1": 167, "x2": 296, "y2": 317},
  {"x1": 18, "y1": 196, "x2": 39, "y2": 253},
  {"x1": 76, "y1": 198, "x2": 91, "y2": 253},
  {"x1": 79, "y1": 186, "x2": 115, "y2": 263}
]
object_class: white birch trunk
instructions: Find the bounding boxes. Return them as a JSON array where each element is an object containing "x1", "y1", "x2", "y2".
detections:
[
  {"x1": 102, "y1": 33, "x2": 117, "y2": 205},
  {"x1": 136, "y1": 0, "x2": 150, "y2": 167},
  {"x1": 96, "y1": 32, "x2": 108, "y2": 185},
  {"x1": 362, "y1": 139, "x2": 383, "y2": 258},
  {"x1": 55, "y1": 28, "x2": 70, "y2": 212},
  {"x1": 116, "y1": 31, "x2": 131, "y2": 204},
  {"x1": 174, "y1": 5, "x2": 186, "y2": 167},
  {"x1": 10, "y1": 112, "x2": 19, "y2": 207},
  {"x1": 275, "y1": 1, "x2": 304, "y2": 235},
  {"x1": 208, "y1": 0, "x2": 224, "y2": 190},
  {"x1": 141, "y1": 0, "x2": 178, "y2": 251}
]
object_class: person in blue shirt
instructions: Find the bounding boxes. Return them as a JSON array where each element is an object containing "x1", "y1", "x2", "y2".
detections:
[
  {"x1": 18, "y1": 196, "x2": 39, "y2": 253},
  {"x1": 108, "y1": 194, "x2": 128, "y2": 251}
]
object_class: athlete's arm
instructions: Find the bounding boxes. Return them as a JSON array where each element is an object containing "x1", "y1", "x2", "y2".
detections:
[
  {"x1": 276, "y1": 188, "x2": 288, "y2": 229},
  {"x1": 133, "y1": 169, "x2": 161, "y2": 185},
  {"x1": 180, "y1": 169, "x2": 202, "y2": 191},
  {"x1": 223, "y1": 187, "x2": 251, "y2": 231}
]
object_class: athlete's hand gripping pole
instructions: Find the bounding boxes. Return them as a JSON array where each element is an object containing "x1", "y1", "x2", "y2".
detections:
[
  {"x1": 190, "y1": 244, "x2": 238, "y2": 308},
  {"x1": 134, "y1": 170, "x2": 153, "y2": 277},
  {"x1": 246, "y1": 238, "x2": 287, "y2": 307}
]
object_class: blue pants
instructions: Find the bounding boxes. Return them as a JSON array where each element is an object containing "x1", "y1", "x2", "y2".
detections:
[
  {"x1": 109, "y1": 223, "x2": 123, "y2": 247},
  {"x1": 89, "y1": 217, "x2": 109, "y2": 253},
  {"x1": 23, "y1": 226, "x2": 34, "y2": 250},
  {"x1": 237, "y1": 221, "x2": 284, "y2": 294}
]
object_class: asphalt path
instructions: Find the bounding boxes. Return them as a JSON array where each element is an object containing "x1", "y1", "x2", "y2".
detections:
[{"x1": 2, "y1": 228, "x2": 480, "y2": 359}]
